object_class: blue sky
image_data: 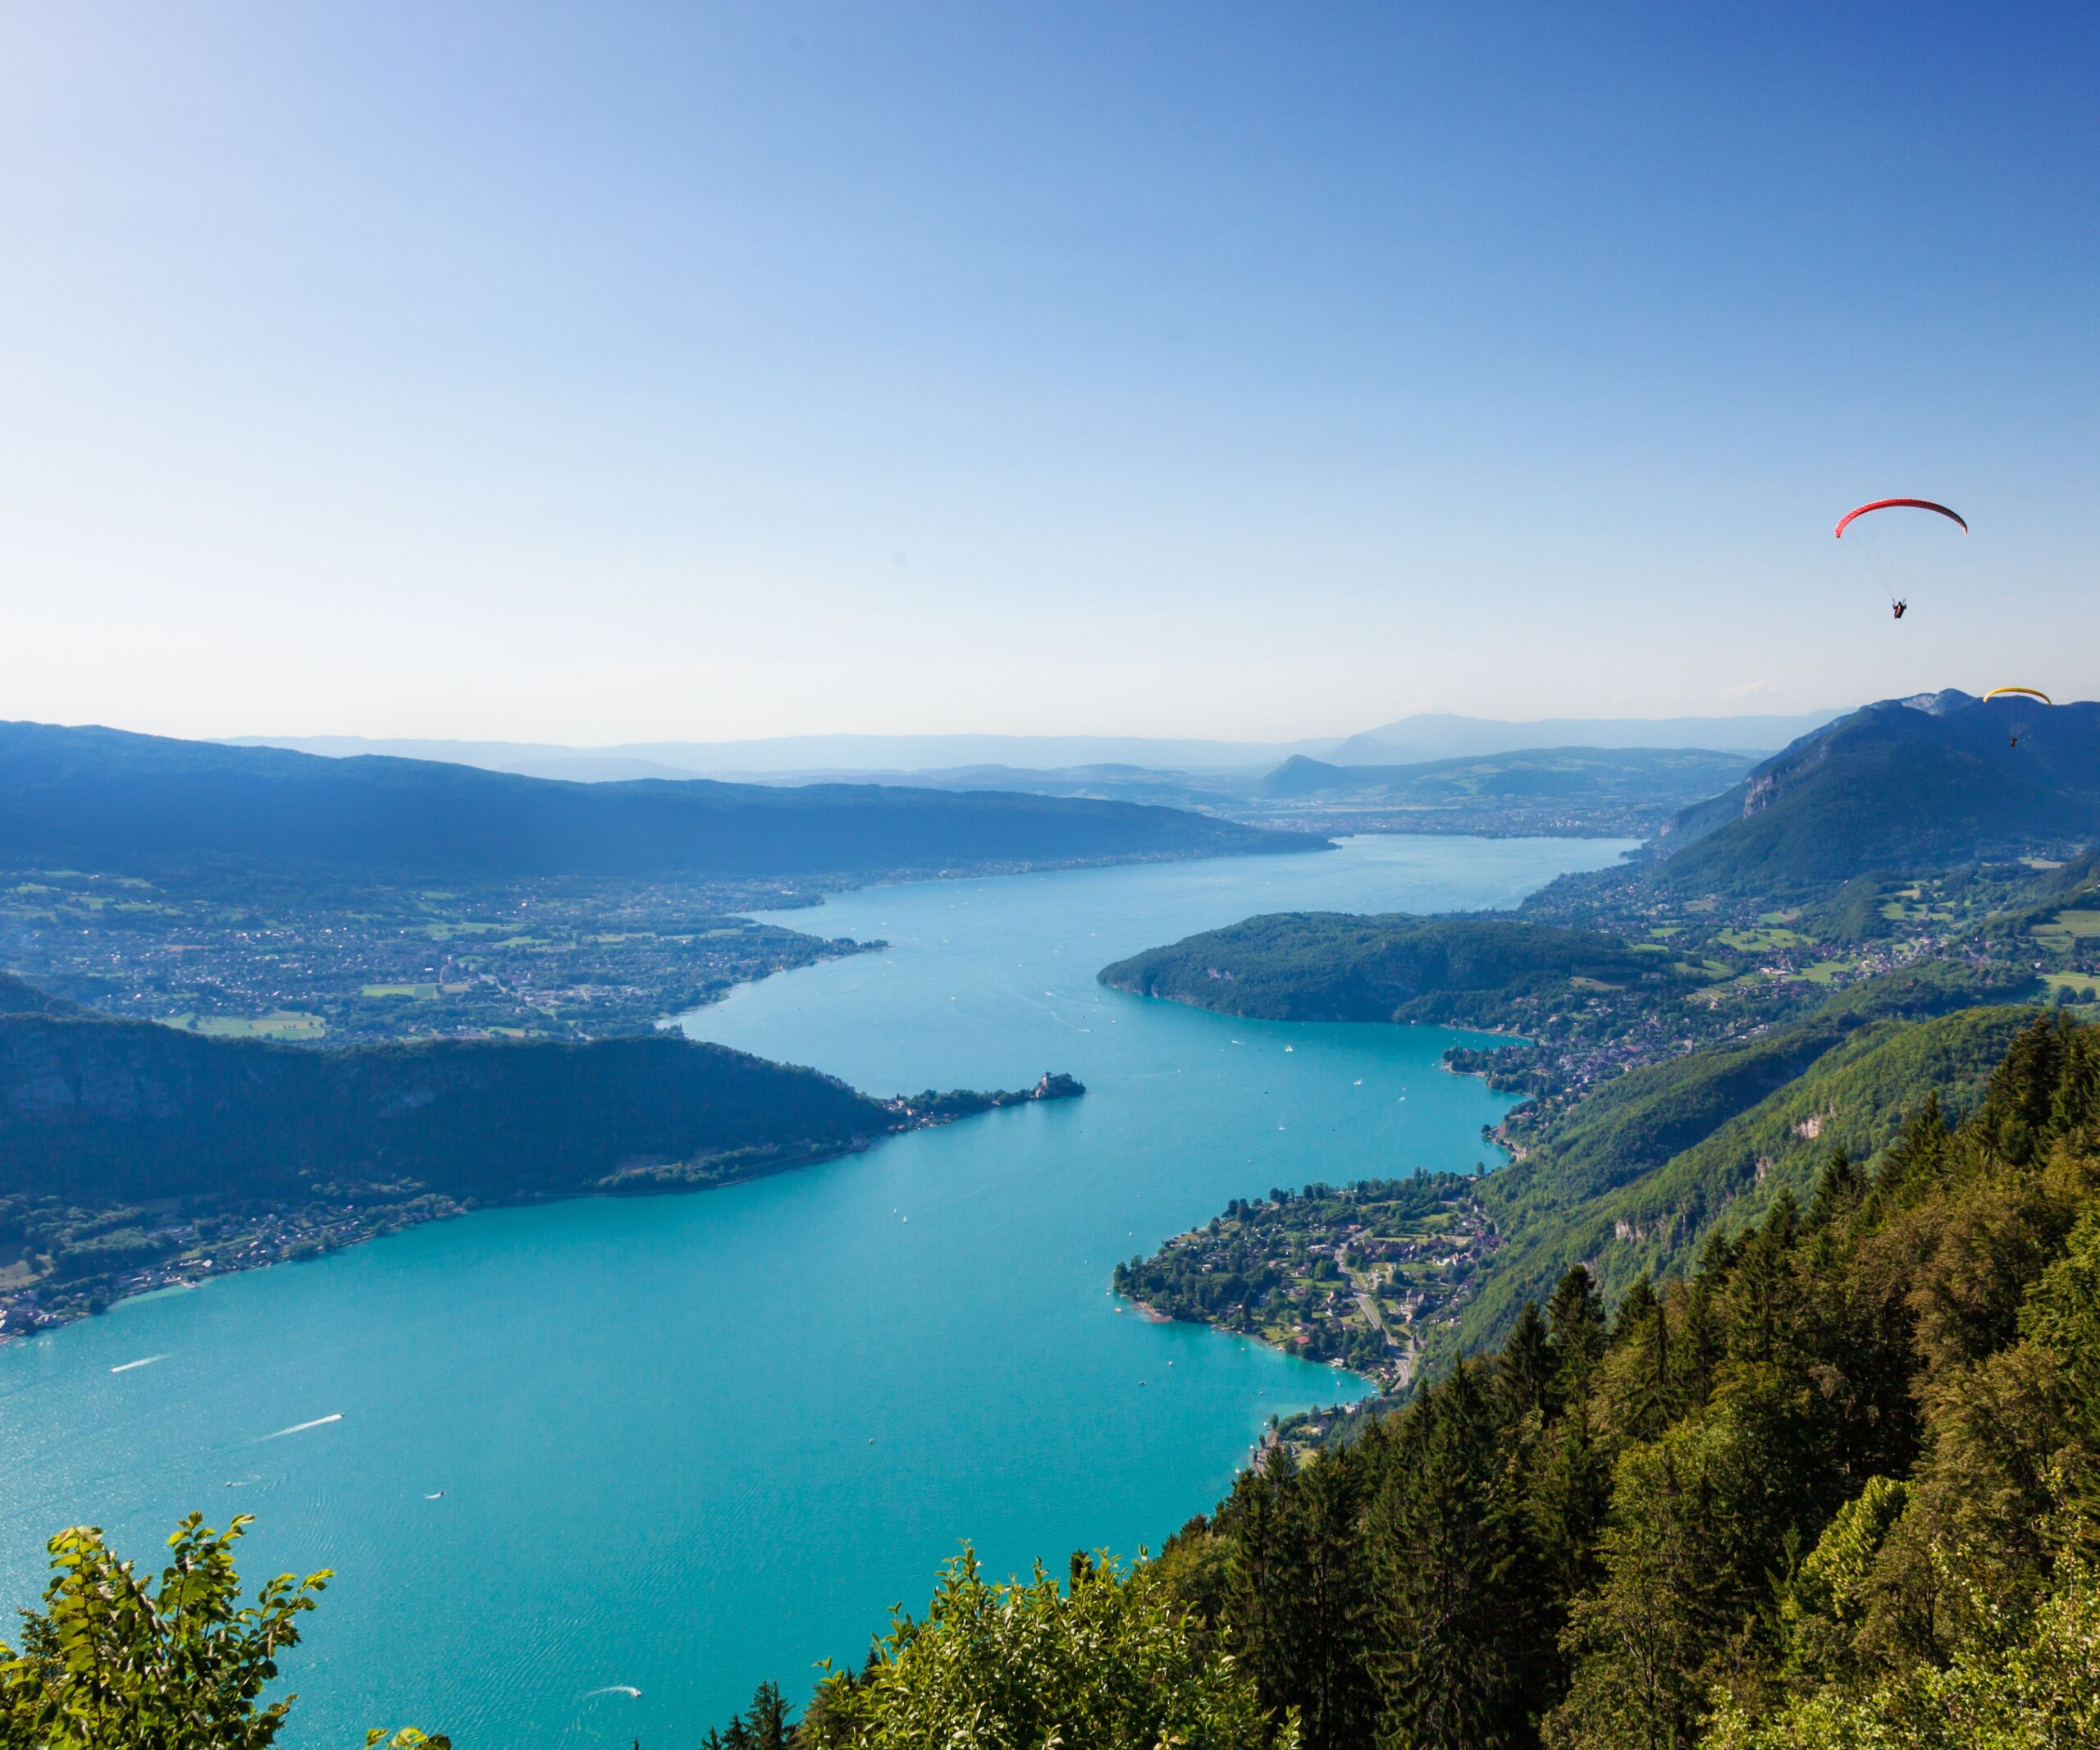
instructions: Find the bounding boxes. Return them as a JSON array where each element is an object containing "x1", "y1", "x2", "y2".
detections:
[{"x1": 2, "y1": 3, "x2": 2094, "y2": 742}]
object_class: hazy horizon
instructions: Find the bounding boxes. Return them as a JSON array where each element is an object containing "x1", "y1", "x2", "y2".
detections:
[{"x1": 215, "y1": 705, "x2": 1848, "y2": 776}]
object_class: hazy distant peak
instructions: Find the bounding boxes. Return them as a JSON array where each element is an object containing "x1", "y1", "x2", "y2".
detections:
[
  {"x1": 230, "y1": 718, "x2": 1855, "y2": 782},
  {"x1": 226, "y1": 732, "x2": 1337, "y2": 776},
  {"x1": 1329, "y1": 710, "x2": 1847, "y2": 765}
]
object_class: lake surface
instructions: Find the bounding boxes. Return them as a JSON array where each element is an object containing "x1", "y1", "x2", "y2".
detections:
[{"x1": 0, "y1": 834, "x2": 1629, "y2": 1745}]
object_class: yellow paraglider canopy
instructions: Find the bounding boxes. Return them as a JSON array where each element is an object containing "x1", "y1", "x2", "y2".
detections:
[{"x1": 1983, "y1": 686, "x2": 2052, "y2": 706}]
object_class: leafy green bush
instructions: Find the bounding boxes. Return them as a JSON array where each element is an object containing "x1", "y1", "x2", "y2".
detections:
[
  {"x1": 798, "y1": 1547, "x2": 1294, "y2": 1749},
  {"x1": 0, "y1": 1515, "x2": 445, "y2": 1750},
  {"x1": 1707, "y1": 1562, "x2": 2100, "y2": 1749}
]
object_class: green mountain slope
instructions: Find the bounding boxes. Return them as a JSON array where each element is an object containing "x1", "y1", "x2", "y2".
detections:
[
  {"x1": 1496, "y1": 962, "x2": 2018, "y2": 1213},
  {"x1": 1656, "y1": 690, "x2": 2100, "y2": 893},
  {"x1": 1098, "y1": 913, "x2": 1670, "y2": 1027},
  {"x1": 0, "y1": 720, "x2": 1321, "y2": 881},
  {"x1": 1463, "y1": 1003, "x2": 2036, "y2": 1349},
  {"x1": 1511, "y1": 1022, "x2": 1843, "y2": 1203}
]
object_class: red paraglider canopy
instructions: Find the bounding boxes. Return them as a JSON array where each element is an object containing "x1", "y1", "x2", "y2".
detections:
[{"x1": 1834, "y1": 499, "x2": 1969, "y2": 539}]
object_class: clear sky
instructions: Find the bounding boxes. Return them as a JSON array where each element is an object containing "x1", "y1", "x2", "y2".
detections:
[{"x1": 2, "y1": 2, "x2": 2094, "y2": 743}]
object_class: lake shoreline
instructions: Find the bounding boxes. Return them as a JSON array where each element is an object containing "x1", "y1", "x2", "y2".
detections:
[
  {"x1": 0, "y1": 1138, "x2": 870, "y2": 1344},
  {"x1": 2, "y1": 1078, "x2": 1084, "y2": 1344}
]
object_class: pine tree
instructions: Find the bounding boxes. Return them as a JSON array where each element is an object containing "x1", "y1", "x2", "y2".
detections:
[
  {"x1": 1369, "y1": 1362, "x2": 1529, "y2": 1749},
  {"x1": 1609, "y1": 1277, "x2": 1677, "y2": 1444},
  {"x1": 1804, "y1": 1147, "x2": 1859, "y2": 1232},
  {"x1": 1724, "y1": 1190, "x2": 1803, "y2": 1369},
  {"x1": 1496, "y1": 1301, "x2": 1554, "y2": 1425},
  {"x1": 1545, "y1": 1268, "x2": 1606, "y2": 1411},
  {"x1": 1224, "y1": 1446, "x2": 1376, "y2": 1750},
  {"x1": 1978, "y1": 1012, "x2": 2075, "y2": 1168},
  {"x1": 1522, "y1": 1388, "x2": 1612, "y2": 1696},
  {"x1": 1549, "y1": 1422, "x2": 1733, "y2": 1750}
]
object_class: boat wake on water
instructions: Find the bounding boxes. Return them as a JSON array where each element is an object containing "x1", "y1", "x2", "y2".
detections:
[{"x1": 261, "y1": 1413, "x2": 343, "y2": 1440}]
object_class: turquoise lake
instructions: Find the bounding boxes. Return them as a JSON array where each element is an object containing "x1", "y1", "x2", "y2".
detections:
[{"x1": 0, "y1": 834, "x2": 1630, "y2": 1744}]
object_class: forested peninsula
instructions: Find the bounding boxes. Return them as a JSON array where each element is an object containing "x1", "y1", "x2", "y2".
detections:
[
  {"x1": 0, "y1": 985, "x2": 1081, "y2": 1332},
  {"x1": 1098, "y1": 913, "x2": 1676, "y2": 1029}
]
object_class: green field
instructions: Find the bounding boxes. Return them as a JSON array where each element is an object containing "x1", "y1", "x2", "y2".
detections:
[
  {"x1": 164, "y1": 1011, "x2": 326, "y2": 1041},
  {"x1": 1716, "y1": 925, "x2": 1810, "y2": 951}
]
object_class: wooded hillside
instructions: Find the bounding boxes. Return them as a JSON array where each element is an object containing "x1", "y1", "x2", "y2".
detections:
[
  {"x1": 1098, "y1": 913, "x2": 1673, "y2": 1028},
  {"x1": 1147, "y1": 1011, "x2": 2100, "y2": 1749}
]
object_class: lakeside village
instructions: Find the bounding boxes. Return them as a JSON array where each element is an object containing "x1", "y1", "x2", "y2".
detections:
[
  {"x1": 0, "y1": 1192, "x2": 469, "y2": 1338},
  {"x1": 0, "y1": 1074, "x2": 1085, "y2": 1341},
  {"x1": 1114, "y1": 1173, "x2": 1500, "y2": 1459}
]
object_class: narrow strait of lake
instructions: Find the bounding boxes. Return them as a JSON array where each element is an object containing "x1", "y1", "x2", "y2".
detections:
[{"x1": 0, "y1": 834, "x2": 1631, "y2": 1745}]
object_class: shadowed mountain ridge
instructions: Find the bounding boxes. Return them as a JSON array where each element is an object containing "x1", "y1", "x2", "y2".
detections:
[{"x1": 0, "y1": 720, "x2": 1322, "y2": 880}]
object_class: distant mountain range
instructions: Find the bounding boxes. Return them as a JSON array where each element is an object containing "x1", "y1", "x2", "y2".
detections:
[
  {"x1": 1242, "y1": 747, "x2": 1759, "y2": 836},
  {"x1": 0, "y1": 720, "x2": 1319, "y2": 881},
  {"x1": 228, "y1": 709, "x2": 1848, "y2": 779},
  {"x1": 226, "y1": 732, "x2": 1335, "y2": 777},
  {"x1": 1656, "y1": 690, "x2": 2100, "y2": 892},
  {"x1": 213, "y1": 721, "x2": 1828, "y2": 845},
  {"x1": 1252, "y1": 748, "x2": 1754, "y2": 802},
  {"x1": 40, "y1": 695, "x2": 2079, "y2": 895},
  {"x1": 1327, "y1": 710, "x2": 1842, "y2": 765}
]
